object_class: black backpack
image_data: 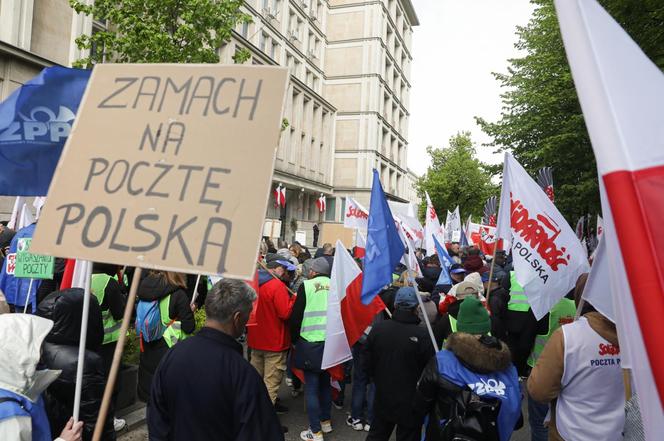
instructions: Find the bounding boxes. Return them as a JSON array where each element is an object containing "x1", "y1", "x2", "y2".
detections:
[{"x1": 440, "y1": 388, "x2": 501, "y2": 441}]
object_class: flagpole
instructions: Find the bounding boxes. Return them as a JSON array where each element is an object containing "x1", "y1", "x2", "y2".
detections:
[
  {"x1": 190, "y1": 274, "x2": 202, "y2": 307},
  {"x1": 92, "y1": 266, "x2": 143, "y2": 441},
  {"x1": 403, "y1": 249, "x2": 439, "y2": 352},
  {"x1": 22, "y1": 278, "x2": 34, "y2": 313},
  {"x1": 73, "y1": 261, "x2": 92, "y2": 421},
  {"x1": 257, "y1": 259, "x2": 297, "y2": 296}
]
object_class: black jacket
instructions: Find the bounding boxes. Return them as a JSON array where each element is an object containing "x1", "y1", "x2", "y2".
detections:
[
  {"x1": 415, "y1": 333, "x2": 521, "y2": 441},
  {"x1": 137, "y1": 274, "x2": 196, "y2": 336},
  {"x1": 148, "y1": 327, "x2": 284, "y2": 441},
  {"x1": 92, "y1": 264, "x2": 127, "y2": 322},
  {"x1": 363, "y1": 308, "x2": 434, "y2": 427},
  {"x1": 37, "y1": 289, "x2": 115, "y2": 441},
  {"x1": 137, "y1": 274, "x2": 195, "y2": 400}
]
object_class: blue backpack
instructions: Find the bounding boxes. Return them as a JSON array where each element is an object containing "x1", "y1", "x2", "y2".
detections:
[{"x1": 135, "y1": 299, "x2": 167, "y2": 347}]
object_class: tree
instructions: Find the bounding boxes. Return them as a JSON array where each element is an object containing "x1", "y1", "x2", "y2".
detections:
[
  {"x1": 69, "y1": 0, "x2": 251, "y2": 66},
  {"x1": 476, "y1": 0, "x2": 664, "y2": 222},
  {"x1": 417, "y1": 132, "x2": 496, "y2": 222}
]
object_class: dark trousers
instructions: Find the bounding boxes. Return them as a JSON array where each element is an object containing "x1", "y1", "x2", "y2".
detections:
[
  {"x1": 99, "y1": 342, "x2": 121, "y2": 411},
  {"x1": 366, "y1": 415, "x2": 420, "y2": 441}
]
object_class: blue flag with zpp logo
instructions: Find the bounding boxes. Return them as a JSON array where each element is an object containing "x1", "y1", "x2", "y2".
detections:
[
  {"x1": 360, "y1": 169, "x2": 405, "y2": 305},
  {"x1": 0, "y1": 66, "x2": 90, "y2": 196},
  {"x1": 433, "y1": 235, "x2": 454, "y2": 286}
]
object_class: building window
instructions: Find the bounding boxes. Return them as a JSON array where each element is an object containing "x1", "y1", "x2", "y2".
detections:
[
  {"x1": 259, "y1": 32, "x2": 268, "y2": 51},
  {"x1": 325, "y1": 198, "x2": 336, "y2": 221},
  {"x1": 241, "y1": 21, "x2": 249, "y2": 38},
  {"x1": 340, "y1": 197, "x2": 346, "y2": 223},
  {"x1": 271, "y1": 41, "x2": 279, "y2": 60},
  {"x1": 262, "y1": 0, "x2": 270, "y2": 10}
]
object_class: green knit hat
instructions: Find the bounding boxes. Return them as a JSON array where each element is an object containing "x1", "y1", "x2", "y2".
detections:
[{"x1": 457, "y1": 297, "x2": 491, "y2": 335}]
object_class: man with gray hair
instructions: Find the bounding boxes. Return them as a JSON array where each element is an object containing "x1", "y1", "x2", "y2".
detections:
[{"x1": 148, "y1": 279, "x2": 284, "y2": 441}]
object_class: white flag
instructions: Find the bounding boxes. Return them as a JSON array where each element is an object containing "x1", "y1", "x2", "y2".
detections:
[
  {"x1": 7, "y1": 197, "x2": 26, "y2": 230},
  {"x1": 445, "y1": 206, "x2": 462, "y2": 242},
  {"x1": 581, "y1": 237, "x2": 613, "y2": 322},
  {"x1": 424, "y1": 192, "x2": 445, "y2": 256},
  {"x1": 496, "y1": 152, "x2": 589, "y2": 319},
  {"x1": 17, "y1": 203, "x2": 35, "y2": 230},
  {"x1": 556, "y1": 0, "x2": 664, "y2": 435},
  {"x1": 344, "y1": 197, "x2": 369, "y2": 230}
]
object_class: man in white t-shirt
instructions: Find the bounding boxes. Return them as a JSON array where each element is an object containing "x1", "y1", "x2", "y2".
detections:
[{"x1": 527, "y1": 292, "x2": 625, "y2": 441}]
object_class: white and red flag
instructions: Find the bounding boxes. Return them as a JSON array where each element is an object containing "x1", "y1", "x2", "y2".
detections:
[
  {"x1": 354, "y1": 231, "x2": 366, "y2": 258},
  {"x1": 273, "y1": 184, "x2": 286, "y2": 208},
  {"x1": 424, "y1": 192, "x2": 445, "y2": 256},
  {"x1": 496, "y1": 152, "x2": 589, "y2": 319},
  {"x1": 596, "y1": 214, "x2": 604, "y2": 240},
  {"x1": 469, "y1": 223, "x2": 502, "y2": 257},
  {"x1": 316, "y1": 194, "x2": 326, "y2": 213},
  {"x1": 322, "y1": 241, "x2": 385, "y2": 369},
  {"x1": 556, "y1": 0, "x2": 664, "y2": 435},
  {"x1": 344, "y1": 197, "x2": 369, "y2": 230}
]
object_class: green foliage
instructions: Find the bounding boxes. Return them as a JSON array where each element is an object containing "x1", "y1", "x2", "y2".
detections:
[
  {"x1": 281, "y1": 118, "x2": 290, "y2": 132},
  {"x1": 417, "y1": 132, "x2": 496, "y2": 221},
  {"x1": 476, "y1": 0, "x2": 664, "y2": 222},
  {"x1": 122, "y1": 331, "x2": 140, "y2": 366},
  {"x1": 232, "y1": 47, "x2": 252, "y2": 64},
  {"x1": 69, "y1": 0, "x2": 251, "y2": 67},
  {"x1": 195, "y1": 307, "x2": 207, "y2": 332}
]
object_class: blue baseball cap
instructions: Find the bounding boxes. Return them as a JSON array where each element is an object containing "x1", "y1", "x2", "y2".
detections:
[
  {"x1": 265, "y1": 253, "x2": 296, "y2": 271},
  {"x1": 394, "y1": 286, "x2": 419, "y2": 309}
]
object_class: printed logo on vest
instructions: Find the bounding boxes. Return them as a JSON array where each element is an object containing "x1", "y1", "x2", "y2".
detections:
[
  {"x1": 468, "y1": 378, "x2": 506, "y2": 396},
  {"x1": 598, "y1": 343, "x2": 620, "y2": 356}
]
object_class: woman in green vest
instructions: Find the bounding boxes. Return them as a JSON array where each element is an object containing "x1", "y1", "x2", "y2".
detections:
[{"x1": 136, "y1": 271, "x2": 195, "y2": 402}]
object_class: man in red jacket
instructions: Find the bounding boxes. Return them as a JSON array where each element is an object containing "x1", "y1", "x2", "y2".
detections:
[{"x1": 248, "y1": 253, "x2": 297, "y2": 414}]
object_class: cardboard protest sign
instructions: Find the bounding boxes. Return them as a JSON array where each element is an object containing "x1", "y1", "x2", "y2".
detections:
[
  {"x1": 15, "y1": 238, "x2": 54, "y2": 279},
  {"x1": 32, "y1": 64, "x2": 288, "y2": 280}
]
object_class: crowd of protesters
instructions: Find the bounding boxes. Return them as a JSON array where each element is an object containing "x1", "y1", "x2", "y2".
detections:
[{"x1": 0, "y1": 216, "x2": 639, "y2": 441}]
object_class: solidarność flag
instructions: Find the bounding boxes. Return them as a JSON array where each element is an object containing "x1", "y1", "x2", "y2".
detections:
[
  {"x1": 424, "y1": 191, "x2": 445, "y2": 256},
  {"x1": 495, "y1": 152, "x2": 589, "y2": 319},
  {"x1": 556, "y1": 0, "x2": 664, "y2": 436}
]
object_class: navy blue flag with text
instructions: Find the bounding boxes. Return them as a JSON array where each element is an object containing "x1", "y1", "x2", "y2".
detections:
[
  {"x1": 0, "y1": 66, "x2": 90, "y2": 196},
  {"x1": 360, "y1": 169, "x2": 405, "y2": 305}
]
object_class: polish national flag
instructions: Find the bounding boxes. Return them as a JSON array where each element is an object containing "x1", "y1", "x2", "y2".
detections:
[
  {"x1": 316, "y1": 194, "x2": 326, "y2": 213},
  {"x1": 556, "y1": 0, "x2": 664, "y2": 436},
  {"x1": 273, "y1": 184, "x2": 282, "y2": 208},
  {"x1": 322, "y1": 241, "x2": 385, "y2": 369},
  {"x1": 60, "y1": 259, "x2": 92, "y2": 290},
  {"x1": 354, "y1": 231, "x2": 366, "y2": 258}
]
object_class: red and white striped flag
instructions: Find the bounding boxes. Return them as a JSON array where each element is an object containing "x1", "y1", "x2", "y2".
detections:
[
  {"x1": 322, "y1": 241, "x2": 384, "y2": 369},
  {"x1": 316, "y1": 194, "x2": 326, "y2": 213},
  {"x1": 354, "y1": 231, "x2": 366, "y2": 258},
  {"x1": 556, "y1": 0, "x2": 664, "y2": 436},
  {"x1": 60, "y1": 259, "x2": 91, "y2": 289},
  {"x1": 273, "y1": 184, "x2": 286, "y2": 208}
]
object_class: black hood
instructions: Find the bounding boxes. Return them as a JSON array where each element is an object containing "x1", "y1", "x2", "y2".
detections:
[
  {"x1": 37, "y1": 288, "x2": 103, "y2": 350},
  {"x1": 445, "y1": 332, "x2": 512, "y2": 374},
  {"x1": 421, "y1": 266, "x2": 441, "y2": 282},
  {"x1": 138, "y1": 273, "x2": 181, "y2": 301}
]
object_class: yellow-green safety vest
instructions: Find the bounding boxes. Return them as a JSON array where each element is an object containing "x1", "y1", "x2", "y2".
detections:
[
  {"x1": 507, "y1": 271, "x2": 530, "y2": 312},
  {"x1": 90, "y1": 274, "x2": 122, "y2": 345},
  {"x1": 527, "y1": 298, "x2": 576, "y2": 367},
  {"x1": 300, "y1": 277, "x2": 330, "y2": 343},
  {"x1": 158, "y1": 295, "x2": 189, "y2": 348}
]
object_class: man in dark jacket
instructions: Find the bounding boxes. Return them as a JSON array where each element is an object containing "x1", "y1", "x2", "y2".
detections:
[
  {"x1": 148, "y1": 279, "x2": 283, "y2": 441},
  {"x1": 37, "y1": 288, "x2": 116, "y2": 441},
  {"x1": 363, "y1": 286, "x2": 434, "y2": 441},
  {"x1": 415, "y1": 297, "x2": 522, "y2": 441}
]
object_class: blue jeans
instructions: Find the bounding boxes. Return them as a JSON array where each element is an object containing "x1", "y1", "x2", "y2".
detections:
[
  {"x1": 351, "y1": 344, "x2": 375, "y2": 423},
  {"x1": 528, "y1": 391, "x2": 549, "y2": 441},
  {"x1": 304, "y1": 370, "x2": 332, "y2": 433}
]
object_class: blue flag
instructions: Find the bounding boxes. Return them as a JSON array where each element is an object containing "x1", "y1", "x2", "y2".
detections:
[
  {"x1": 0, "y1": 66, "x2": 90, "y2": 196},
  {"x1": 360, "y1": 169, "x2": 405, "y2": 305},
  {"x1": 433, "y1": 235, "x2": 453, "y2": 286}
]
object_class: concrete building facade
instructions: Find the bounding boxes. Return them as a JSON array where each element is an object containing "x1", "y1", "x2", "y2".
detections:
[{"x1": 0, "y1": 0, "x2": 420, "y2": 246}]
